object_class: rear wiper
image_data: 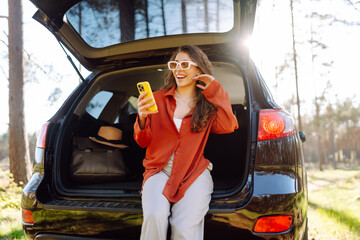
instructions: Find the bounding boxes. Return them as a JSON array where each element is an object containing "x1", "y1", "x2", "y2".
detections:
[{"x1": 57, "y1": 39, "x2": 85, "y2": 82}]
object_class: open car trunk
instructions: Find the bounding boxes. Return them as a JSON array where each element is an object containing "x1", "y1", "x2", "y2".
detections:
[
  {"x1": 29, "y1": 0, "x2": 256, "y2": 199},
  {"x1": 55, "y1": 59, "x2": 250, "y2": 198}
]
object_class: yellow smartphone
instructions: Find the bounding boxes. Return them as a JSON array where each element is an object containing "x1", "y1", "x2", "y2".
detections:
[{"x1": 137, "y1": 81, "x2": 158, "y2": 112}]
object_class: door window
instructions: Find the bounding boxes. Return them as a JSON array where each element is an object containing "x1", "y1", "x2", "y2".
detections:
[{"x1": 86, "y1": 91, "x2": 113, "y2": 119}]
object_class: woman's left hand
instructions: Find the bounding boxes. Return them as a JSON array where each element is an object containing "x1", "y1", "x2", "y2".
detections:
[{"x1": 192, "y1": 74, "x2": 215, "y2": 90}]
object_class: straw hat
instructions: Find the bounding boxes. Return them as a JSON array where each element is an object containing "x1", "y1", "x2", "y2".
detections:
[{"x1": 89, "y1": 126, "x2": 128, "y2": 149}]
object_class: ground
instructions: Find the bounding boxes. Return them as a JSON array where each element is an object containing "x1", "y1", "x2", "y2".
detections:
[{"x1": 307, "y1": 168, "x2": 360, "y2": 240}]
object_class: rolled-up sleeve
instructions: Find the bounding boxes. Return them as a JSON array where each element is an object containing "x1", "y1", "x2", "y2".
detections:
[
  {"x1": 134, "y1": 115, "x2": 152, "y2": 148},
  {"x1": 202, "y1": 80, "x2": 239, "y2": 134}
]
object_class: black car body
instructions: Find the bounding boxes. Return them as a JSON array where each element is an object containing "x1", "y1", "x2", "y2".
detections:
[{"x1": 22, "y1": 0, "x2": 308, "y2": 239}]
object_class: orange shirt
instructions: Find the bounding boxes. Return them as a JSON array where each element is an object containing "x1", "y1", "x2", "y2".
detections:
[{"x1": 134, "y1": 80, "x2": 238, "y2": 202}]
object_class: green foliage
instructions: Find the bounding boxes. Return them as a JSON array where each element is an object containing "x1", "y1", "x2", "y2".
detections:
[
  {"x1": 0, "y1": 169, "x2": 26, "y2": 240},
  {"x1": 0, "y1": 132, "x2": 9, "y2": 162},
  {"x1": 308, "y1": 169, "x2": 360, "y2": 239},
  {"x1": 302, "y1": 97, "x2": 360, "y2": 166},
  {"x1": 0, "y1": 171, "x2": 22, "y2": 209}
]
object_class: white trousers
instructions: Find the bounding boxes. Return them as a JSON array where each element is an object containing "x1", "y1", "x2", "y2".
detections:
[{"x1": 140, "y1": 169, "x2": 214, "y2": 240}]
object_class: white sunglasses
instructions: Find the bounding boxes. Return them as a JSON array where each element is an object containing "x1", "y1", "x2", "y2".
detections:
[{"x1": 168, "y1": 61, "x2": 198, "y2": 70}]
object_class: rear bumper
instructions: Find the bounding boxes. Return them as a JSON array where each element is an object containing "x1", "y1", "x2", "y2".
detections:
[{"x1": 23, "y1": 190, "x2": 307, "y2": 240}]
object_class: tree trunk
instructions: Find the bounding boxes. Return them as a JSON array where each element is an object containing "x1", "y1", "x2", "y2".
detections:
[
  {"x1": 315, "y1": 98, "x2": 323, "y2": 171},
  {"x1": 119, "y1": 0, "x2": 135, "y2": 42},
  {"x1": 329, "y1": 121, "x2": 336, "y2": 169},
  {"x1": 160, "y1": 0, "x2": 167, "y2": 35},
  {"x1": 8, "y1": 0, "x2": 32, "y2": 185},
  {"x1": 78, "y1": 2, "x2": 82, "y2": 83},
  {"x1": 144, "y1": 0, "x2": 149, "y2": 38},
  {"x1": 216, "y1": 0, "x2": 220, "y2": 31},
  {"x1": 290, "y1": 0, "x2": 303, "y2": 131},
  {"x1": 204, "y1": 0, "x2": 209, "y2": 32},
  {"x1": 181, "y1": 0, "x2": 187, "y2": 33}
]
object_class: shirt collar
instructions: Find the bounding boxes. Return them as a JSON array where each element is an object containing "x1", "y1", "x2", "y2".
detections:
[{"x1": 164, "y1": 86, "x2": 176, "y2": 97}]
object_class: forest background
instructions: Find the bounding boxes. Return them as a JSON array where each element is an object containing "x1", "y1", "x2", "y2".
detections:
[{"x1": 252, "y1": 0, "x2": 360, "y2": 171}]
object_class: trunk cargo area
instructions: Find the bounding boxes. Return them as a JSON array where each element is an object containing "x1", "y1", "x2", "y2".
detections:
[{"x1": 52, "y1": 61, "x2": 250, "y2": 198}]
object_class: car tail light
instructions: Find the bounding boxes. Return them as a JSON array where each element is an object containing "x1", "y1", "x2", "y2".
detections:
[
  {"x1": 258, "y1": 109, "x2": 296, "y2": 141},
  {"x1": 22, "y1": 209, "x2": 34, "y2": 224},
  {"x1": 254, "y1": 215, "x2": 293, "y2": 233},
  {"x1": 36, "y1": 122, "x2": 49, "y2": 148}
]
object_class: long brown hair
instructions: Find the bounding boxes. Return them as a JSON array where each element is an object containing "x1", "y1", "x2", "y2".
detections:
[{"x1": 162, "y1": 45, "x2": 217, "y2": 132}]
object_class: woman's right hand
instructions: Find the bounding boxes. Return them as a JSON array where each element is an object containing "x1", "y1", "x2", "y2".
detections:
[{"x1": 137, "y1": 92, "x2": 158, "y2": 120}]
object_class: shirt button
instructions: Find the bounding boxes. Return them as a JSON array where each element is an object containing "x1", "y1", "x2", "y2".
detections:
[{"x1": 175, "y1": 152, "x2": 178, "y2": 155}]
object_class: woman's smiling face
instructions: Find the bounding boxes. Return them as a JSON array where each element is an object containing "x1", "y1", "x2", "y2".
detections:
[{"x1": 172, "y1": 52, "x2": 201, "y2": 88}]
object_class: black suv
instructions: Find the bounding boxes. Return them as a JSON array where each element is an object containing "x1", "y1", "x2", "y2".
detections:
[{"x1": 22, "y1": 0, "x2": 308, "y2": 239}]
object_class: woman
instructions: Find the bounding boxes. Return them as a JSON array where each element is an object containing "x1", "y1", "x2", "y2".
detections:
[{"x1": 134, "y1": 45, "x2": 238, "y2": 240}]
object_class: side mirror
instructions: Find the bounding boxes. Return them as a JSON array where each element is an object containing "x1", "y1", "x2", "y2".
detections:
[{"x1": 299, "y1": 131, "x2": 306, "y2": 143}]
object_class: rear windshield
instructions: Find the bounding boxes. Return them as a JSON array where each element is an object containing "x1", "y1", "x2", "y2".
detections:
[{"x1": 66, "y1": 0, "x2": 234, "y2": 48}]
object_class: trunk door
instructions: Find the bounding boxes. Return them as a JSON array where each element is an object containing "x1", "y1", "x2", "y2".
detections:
[{"x1": 30, "y1": 0, "x2": 257, "y2": 71}]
